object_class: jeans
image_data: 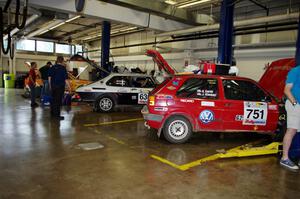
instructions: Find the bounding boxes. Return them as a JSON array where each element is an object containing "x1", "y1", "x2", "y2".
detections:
[
  {"x1": 41, "y1": 80, "x2": 49, "y2": 96},
  {"x1": 29, "y1": 85, "x2": 36, "y2": 105}
]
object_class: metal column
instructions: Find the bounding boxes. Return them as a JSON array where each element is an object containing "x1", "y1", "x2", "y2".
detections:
[
  {"x1": 217, "y1": 0, "x2": 234, "y2": 65},
  {"x1": 101, "y1": 21, "x2": 111, "y2": 76},
  {"x1": 295, "y1": 14, "x2": 300, "y2": 66}
]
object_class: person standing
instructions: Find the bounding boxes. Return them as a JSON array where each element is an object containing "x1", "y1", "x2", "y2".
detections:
[
  {"x1": 28, "y1": 62, "x2": 38, "y2": 107},
  {"x1": 48, "y1": 56, "x2": 71, "y2": 120},
  {"x1": 39, "y1": 61, "x2": 52, "y2": 97},
  {"x1": 280, "y1": 64, "x2": 300, "y2": 170}
]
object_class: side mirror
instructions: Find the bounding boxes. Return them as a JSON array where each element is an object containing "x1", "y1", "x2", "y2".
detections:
[{"x1": 264, "y1": 96, "x2": 272, "y2": 102}]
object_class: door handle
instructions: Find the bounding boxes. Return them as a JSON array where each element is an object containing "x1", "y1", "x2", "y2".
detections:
[
  {"x1": 225, "y1": 103, "x2": 232, "y2": 107},
  {"x1": 131, "y1": 88, "x2": 137, "y2": 91}
]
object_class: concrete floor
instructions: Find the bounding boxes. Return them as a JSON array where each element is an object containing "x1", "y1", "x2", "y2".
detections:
[{"x1": 0, "y1": 88, "x2": 300, "y2": 199}]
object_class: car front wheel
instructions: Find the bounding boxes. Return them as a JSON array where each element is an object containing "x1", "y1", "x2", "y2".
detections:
[
  {"x1": 95, "y1": 96, "x2": 114, "y2": 112},
  {"x1": 163, "y1": 116, "x2": 192, "y2": 144}
]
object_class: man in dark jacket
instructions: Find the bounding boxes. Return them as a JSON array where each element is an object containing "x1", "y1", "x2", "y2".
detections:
[
  {"x1": 39, "y1": 61, "x2": 52, "y2": 96},
  {"x1": 48, "y1": 56, "x2": 71, "y2": 120}
]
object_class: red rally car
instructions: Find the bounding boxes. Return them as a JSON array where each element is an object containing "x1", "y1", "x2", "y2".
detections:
[{"x1": 142, "y1": 50, "x2": 295, "y2": 144}]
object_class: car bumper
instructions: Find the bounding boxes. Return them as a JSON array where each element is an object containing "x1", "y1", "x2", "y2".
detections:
[
  {"x1": 141, "y1": 106, "x2": 163, "y2": 121},
  {"x1": 141, "y1": 106, "x2": 164, "y2": 129}
]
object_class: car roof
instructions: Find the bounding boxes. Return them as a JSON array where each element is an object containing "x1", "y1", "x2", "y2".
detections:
[
  {"x1": 174, "y1": 74, "x2": 255, "y2": 82},
  {"x1": 109, "y1": 73, "x2": 151, "y2": 77}
]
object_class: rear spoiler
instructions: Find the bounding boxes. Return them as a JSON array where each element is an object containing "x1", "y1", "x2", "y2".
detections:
[
  {"x1": 258, "y1": 58, "x2": 295, "y2": 101},
  {"x1": 146, "y1": 50, "x2": 176, "y2": 75}
]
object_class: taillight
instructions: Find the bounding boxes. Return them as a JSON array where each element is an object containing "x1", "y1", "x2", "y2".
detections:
[{"x1": 149, "y1": 95, "x2": 155, "y2": 106}]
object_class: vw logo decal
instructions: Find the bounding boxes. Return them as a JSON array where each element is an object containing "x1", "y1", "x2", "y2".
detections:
[{"x1": 199, "y1": 110, "x2": 214, "y2": 124}]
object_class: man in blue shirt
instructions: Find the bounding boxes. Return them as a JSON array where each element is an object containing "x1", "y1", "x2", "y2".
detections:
[
  {"x1": 48, "y1": 56, "x2": 71, "y2": 120},
  {"x1": 280, "y1": 65, "x2": 300, "y2": 170}
]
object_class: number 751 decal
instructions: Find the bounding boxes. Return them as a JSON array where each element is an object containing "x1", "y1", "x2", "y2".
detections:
[{"x1": 243, "y1": 102, "x2": 268, "y2": 126}]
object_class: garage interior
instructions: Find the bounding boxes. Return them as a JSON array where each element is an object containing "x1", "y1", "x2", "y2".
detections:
[{"x1": 1, "y1": 0, "x2": 300, "y2": 198}]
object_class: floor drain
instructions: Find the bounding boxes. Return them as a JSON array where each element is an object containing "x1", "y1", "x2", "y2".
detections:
[{"x1": 77, "y1": 142, "x2": 104, "y2": 150}]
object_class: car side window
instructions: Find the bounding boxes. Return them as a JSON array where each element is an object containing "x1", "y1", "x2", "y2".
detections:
[
  {"x1": 131, "y1": 77, "x2": 155, "y2": 88},
  {"x1": 222, "y1": 79, "x2": 269, "y2": 101},
  {"x1": 106, "y1": 76, "x2": 130, "y2": 87},
  {"x1": 176, "y1": 78, "x2": 218, "y2": 99}
]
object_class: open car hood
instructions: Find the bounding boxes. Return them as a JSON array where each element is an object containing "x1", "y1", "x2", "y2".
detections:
[
  {"x1": 146, "y1": 50, "x2": 176, "y2": 75},
  {"x1": 259, "y1": 58, "x2": 295, "y2": 101}
]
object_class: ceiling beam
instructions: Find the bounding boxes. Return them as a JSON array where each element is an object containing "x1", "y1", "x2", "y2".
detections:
[
  {"x1": 26, "y1": 0, "x2": 192, "y2": 32},
  {"x1": 99, "y1": 0, "x2": 198, "y2": 25}
]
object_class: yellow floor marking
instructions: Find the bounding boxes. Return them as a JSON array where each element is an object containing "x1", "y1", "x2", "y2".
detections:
[
  {"x1": 84, "y1": 118, "x2": 144, "y2": 127},
  {"x1": 150, "y1": 142, "x2": 281, "y2": 171},
  {"x1": 151, "y1": 155, "x2": 184, "y2": 171},
  {"x1": 106, "y1": 135, "x2": 127, "y2": 145}
]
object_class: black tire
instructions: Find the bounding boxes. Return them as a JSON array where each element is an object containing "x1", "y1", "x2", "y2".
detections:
[
  {"x1": 163, "y1": 116, "x2": 192, "y2": 144},
  {"x1": 94, "y1": 96, "x2": 114, "y2": 112}
]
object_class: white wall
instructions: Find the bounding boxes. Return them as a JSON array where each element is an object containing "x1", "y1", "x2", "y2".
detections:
[{"x1": 86, "y1": 29, "x2": 297, "y2": 81}]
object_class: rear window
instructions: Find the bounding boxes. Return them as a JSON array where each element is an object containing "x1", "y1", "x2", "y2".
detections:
[{"x1": 176, "y1": 78, "x2": 218, "y2": 99}]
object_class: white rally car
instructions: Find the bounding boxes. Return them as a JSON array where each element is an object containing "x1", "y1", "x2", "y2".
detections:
[{"x1": 75, "y1": 73, "x2": 156, "y2": 112}]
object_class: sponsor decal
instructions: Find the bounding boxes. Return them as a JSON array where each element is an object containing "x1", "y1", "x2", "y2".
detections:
[
  {"x1": 172, "y1": 80, "x2": 179, "y2": 86},
  {"x1": 243, "y1": 101, "x2": 268, "y2": 126},
  {"x1": 180, "y1": 99, "x2": 194, "y2": 103},
  {"x1": 167, "y1": 86, "x2": 176, "y2": 90},
  {"x1": 268, "y1": 105, "x2": 277, "y2": 110},
  {"x1": 235, "y1": 115, "x2": 243, "y2": 121},
  {"x1": 157, "y1": 95, "x2": 173, "y2": 99},
  {"x1": 201, "y1": 101, "x2": 215, "y2": 107},
  {"x1": 84, "y1": 88, "x2": 92, "y2": 91},
  {"x1": 154, "y1": 107, "x2": 168, "y2": 111},
  {"x1": 199, "y1": 110, "x2": 214, "y2": 124},
  {"x1": 116, "y1": 79, "x2": 127, "y2": 86}
]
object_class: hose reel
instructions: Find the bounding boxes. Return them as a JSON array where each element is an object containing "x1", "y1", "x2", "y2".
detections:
[{"x1": 1, "y1": 0, "x2": 28, "y2": 59}]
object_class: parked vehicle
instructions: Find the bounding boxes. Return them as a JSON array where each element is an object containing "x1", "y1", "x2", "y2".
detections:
[
  {"x1": 142, "y1": 51, "x2": 295, "y2": 144},
  {"x1": 76, "y1": 73, "x2": 156, "y2": 112},
  {"x1": 142, "y1": 74, "x2": 281, "y2": 143}
]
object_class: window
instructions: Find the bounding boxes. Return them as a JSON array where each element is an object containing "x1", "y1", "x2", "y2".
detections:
[
  {"x1": 106, "y1": 76, "x2": 130, "y2": 87},
  {"x1": 55, "y1": 43, "x2": 70, "y2": 54},
  {"x1": 71, "y1": 45, "x2": 83, "y2": 54},
  {"x1": 177, "y1": 78, "x2": 218, "y2": 99},
  {"x1": 16, "y1": 39, "x2": 35, "y2": 51},
  {"x1": 131, "y1": 76, "x2": 155, "y2": 88},
  {"x1": 75, "y1": 45, "x2": 83, "y2": 54},
  {"x1": 222, "y1": 79, "x2": 269, "y2": 101},
  {"x1": 37, "y1": 41, "x2": 54, "y2": 53}
]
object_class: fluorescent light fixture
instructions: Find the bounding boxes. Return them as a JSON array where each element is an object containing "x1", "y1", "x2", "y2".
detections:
[
  {"x1": 111, "y1": 27, "x2": 137, "y2": 34},
  {"x1": 66, "y1": 15, "x2": 81, "y2": 23},
  {"x1": 39, "y1": 29, "x2": 50, "y2": 35},
  {"x1": 49, "y1": 22, "x2": 65, "y2": 30},
  {"x1": 165, "y1": 0, "x2": 177, "y2": 5},
  {"x1": 178, "y1": 0, "x2": 210, "y2": 8}
]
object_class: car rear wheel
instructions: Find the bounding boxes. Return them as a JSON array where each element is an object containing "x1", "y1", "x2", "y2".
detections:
[
  {"x1": 163, "y1": 116, "x2": 192, "y2": 144},
  {"x1": 95, "y1": 96, "x2": 114, "y2": 112}
]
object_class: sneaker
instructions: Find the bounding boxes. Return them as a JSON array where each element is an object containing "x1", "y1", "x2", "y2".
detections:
[{"x1": 280, "y1": 159, "x2": 299, "y2": 170}]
